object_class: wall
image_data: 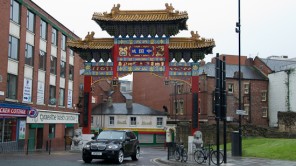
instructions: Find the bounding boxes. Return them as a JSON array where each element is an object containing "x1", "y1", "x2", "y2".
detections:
[
  {"x1": 268, "y1": 71, "x2": 287, "y2": 127},
  {"x1": 290, "y1": 69, "x2": 296, "y2": 112},
  {"x1": 91, "y1": 114, "x2": 167, "y2": 130}
]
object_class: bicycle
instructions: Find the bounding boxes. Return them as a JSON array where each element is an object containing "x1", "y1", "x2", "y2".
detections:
[
  {"x1": 194, "y1": 144, "x2": 223, "y2": 165},
  {"x1": 174, "y1": 142, "x2": 188, "y2": 162}
]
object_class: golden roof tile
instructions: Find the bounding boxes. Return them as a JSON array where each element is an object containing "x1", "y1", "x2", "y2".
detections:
[
  {"x1": 92, "y1": 3, "x2": 188, "y2": 22},
  {"x1": 67, "y1": 31, "x2": 215, "y2": 50}
]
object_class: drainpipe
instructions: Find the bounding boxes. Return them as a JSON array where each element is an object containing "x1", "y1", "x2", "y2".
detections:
[
  {"x1": 249, "y1": 83, "x2": 251, "y2": 123},
  {"x1": 286, "y1": 70, "x2": 290, "y2": 111}
]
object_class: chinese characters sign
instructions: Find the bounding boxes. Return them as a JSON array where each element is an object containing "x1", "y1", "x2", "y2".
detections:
[{"x1": 117, "y1": 45, "x2": 166, "y2": 72}]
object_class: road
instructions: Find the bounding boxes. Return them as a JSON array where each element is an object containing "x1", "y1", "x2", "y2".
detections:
[{"x1": 0, "y1": 146, "x2": 167, "y2": 166}]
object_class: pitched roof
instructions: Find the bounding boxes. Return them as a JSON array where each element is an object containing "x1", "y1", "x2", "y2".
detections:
[
  {"x1": 67, "y1": 38, "x2": 114, "y2": 50},
  {"x1": 199, "y1": 63, "x2": 267, "y2": 80},
  {"x1": 92, "y1": 4, "x2": 188, "y2": 22},
  {"x1": 67, "y1": 37, "x2": 215, "y2": 50},
  {"x1": 260, "y1": 58, "x2": 296, "y2": 72},
  {"x1": 92, "y1": 103, "x2": 167, "y2": 116},
  {"x1": 169, "y1": 37, "x2": 215, "y2": 49}
]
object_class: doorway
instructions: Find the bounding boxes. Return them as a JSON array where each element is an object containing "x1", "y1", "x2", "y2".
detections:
[{"x1": 36, "y1": 128, "x2": 43, "y2": 149}]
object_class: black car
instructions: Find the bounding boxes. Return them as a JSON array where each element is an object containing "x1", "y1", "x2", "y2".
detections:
[{"x1": 82, "y1": 130, "x2": 140, "y2": 164}]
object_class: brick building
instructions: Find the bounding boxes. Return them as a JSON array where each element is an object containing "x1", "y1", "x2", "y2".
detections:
[
  {"x1": 0, "y1": 0, "x2": 82, "y2": 151},
  {"x1": 133, "y1": 55, "x2": 269, "y2": 128},
  {"x1": 252, "y1": 56, "x2": 296, "y2": 128}
]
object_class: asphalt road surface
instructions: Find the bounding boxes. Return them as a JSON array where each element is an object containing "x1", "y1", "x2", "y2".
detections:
[{"x1": 0, "y1": 146, "x2": 167, "y2": 166}]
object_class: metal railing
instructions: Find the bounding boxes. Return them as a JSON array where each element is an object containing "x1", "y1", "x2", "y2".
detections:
[{"x1": 0, "y1": 137, "x2": 72, "y2": 154}]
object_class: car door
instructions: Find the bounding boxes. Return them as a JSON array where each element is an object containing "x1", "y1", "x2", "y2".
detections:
[{"x1": 124, "y1": 132, "x2": 134, "y2": 155}]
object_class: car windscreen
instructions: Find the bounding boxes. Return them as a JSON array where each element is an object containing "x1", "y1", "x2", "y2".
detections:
[{"x1": 97, "y1": 131, "x2": 124, "y2": 140}]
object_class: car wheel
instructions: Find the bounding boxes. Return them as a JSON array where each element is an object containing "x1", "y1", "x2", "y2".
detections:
[
  {"x1": 82, "y1": 156, "x2": 92, "y2": 163},
  {"x1": 116, "y1": 150, "x2": 124, "y2": 164},
  {"x1": 131, "y1": 147, "x2": 140, "y2": 161}
]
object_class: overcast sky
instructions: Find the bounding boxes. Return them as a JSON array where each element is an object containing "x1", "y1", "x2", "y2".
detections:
[{"x1": 33, "y1": 0, "x2": 296, "y2": 63}]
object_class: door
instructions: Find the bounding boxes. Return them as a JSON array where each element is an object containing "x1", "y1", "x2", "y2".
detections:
[
  {"x1": 124, "y1": 132, "x2": 134, "y2": 155},
  {"x1": 36, "y1": 128, "x2": 43, "y2": 149},
  {"x1": 28, "y1": 128, "x2": 35, "y2": 151}
]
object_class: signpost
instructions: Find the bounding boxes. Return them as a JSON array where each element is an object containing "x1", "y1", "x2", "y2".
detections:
[{"x1": 236, "y1": 110, "x2": 247, "y2": 116}]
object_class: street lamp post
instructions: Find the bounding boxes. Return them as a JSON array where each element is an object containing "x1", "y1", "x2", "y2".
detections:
[
  {"x1": 235, "y1": 0, "x2": 242, "y2": 156},
  {"x1": 174, "y1": 81, "x2": 178, "y2": 125},
  {"x1": 100, "y1": 94, "x2": 103, "y2": 130}
]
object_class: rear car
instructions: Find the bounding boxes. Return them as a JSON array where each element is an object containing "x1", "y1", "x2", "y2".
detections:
[{"x1": 82, "y1": 130, "x2": 140, "y2": 164}]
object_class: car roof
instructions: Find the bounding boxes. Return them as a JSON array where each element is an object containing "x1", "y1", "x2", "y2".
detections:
[{"x1": 102, "y1": 130, "x2": 132, "y2": 132}]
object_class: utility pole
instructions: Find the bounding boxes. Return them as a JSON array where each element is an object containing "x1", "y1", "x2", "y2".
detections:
[{"x1": 235, "y1": 0, "x2": 242, "y2": 156}]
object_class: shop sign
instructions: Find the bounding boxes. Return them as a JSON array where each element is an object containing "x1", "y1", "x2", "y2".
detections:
[
  {"x1": 0, "y1": 107, "x2": 27, "y2": 117},
  {"x1": 27, "y1": 110, "x2": 79, "y2": 124},
  {"x1": 0, "y1": 107, "x2": 38, "y2": 118},
  {"x1": 19, "y1": 120, "x2": 26, "y2": 139},
  {"x1": 27, "y1": 108, "x2": 38, "y2": 118},
  {"x1": 23, "y1": 78, "x2": 32, "y2": 102}
]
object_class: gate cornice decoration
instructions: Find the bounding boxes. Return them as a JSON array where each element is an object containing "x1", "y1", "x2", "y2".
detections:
[{"x1": 67, "y1": 3, "x2": 215, "y2": 134}]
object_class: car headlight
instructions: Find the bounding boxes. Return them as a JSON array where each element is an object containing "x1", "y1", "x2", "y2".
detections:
[
  {"x1": 106, "y1": 144, "x2": 119, "y2": 150},
  {"x1": 83, "y1": 144, "x2": 90, "y2": 150}
]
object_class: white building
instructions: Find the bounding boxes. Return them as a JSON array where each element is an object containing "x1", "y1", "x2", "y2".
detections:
[
  {"x1": 264, "y1": 57, "x2": 296, "y2": 127},
  {"x1": 91, "y1": 97, "x2": 168, "y2": 145}
]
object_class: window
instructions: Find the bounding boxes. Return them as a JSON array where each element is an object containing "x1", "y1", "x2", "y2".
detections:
[
  {"x1": 49, "y1": 85, "x2": 56, "y2": 105},
  {"x1": 50, "y1": 56, "x2": 57, "y2": 74},
  {"x1": 262, "y1": 107, "x2": 268, "y2": 117},
  {"x1": 109, "y1": 116, "x2": 114, "y2": 126},
  {"x1": 25, "y1": 44, "x2": 34, "y2": 66},
  {"x1": 26, "y1": 10, "x2": 35, "y2": 33},
  {"x1": 10, "y1": 0, "x2": 20, "y2": 23},
  {"x1": 178, "y1": 99, "x2": 184, "y2": 115},
  {"x1": 58, "y1": 88, "x2": 65, "y2": 106},
  {"x1": 228, "y1": 83, "x2": 234, "y2": 93},
  {"x1": 174, "y1": 99, "x2": 184, "y2": 115},
  {"x1": 69, "y1": 65, "x2": 74, "y2": 80},
  {"x1": 157, "y1": 117, "x2": 163, "y2": 126},
  {"x1": 49, "y1": 124, "x2": 55, "y2": 139},
  {"x1": 130, "y1": 117, "x2": 136, "y2": 126},
  {"x1": 61, "y1": 34, "x2": 66, "y2": 51},
  {"x1": 177, "y1": 84, "x2": 184, "y2": 94},
  {"x1": 244, "y1": 83, "x2": 249, "y2": 94},
  {"x1": 174, "y1": 100, "x2": 178, "y2": 114},
  {"x1": 6, "y1": 74, "x2": 17, "y2": 99},
  {"x1": 70, "y1": 49, "x2": 74, "y2": 56},
  {"x1": 39, "y1": 51, "x2": 46, "y2": 70},
  {"x1": 8, "y1": 35, "x2": 19, "y2": 60},
  {"x1": 261, "y1": 91, "x2": 267, "y2": 101},
  {"x1": 51, "y1": 28, "x2": 57, "y2": 46},
  {"x1": 244, "y1": 104, "x2": 249, "y2": 116},
  {"x1": 60, "y1": 61, "x2": 65, "y2": 78},
  {"x1": 40, "y1": 19, "x2": 47, "y2": 40},
  {"x1": 126, "y1": 131, "x2": 136, "y2": 139},
  {"x1": 0, "y1": 118, "x2": 17, "y2": 142}
]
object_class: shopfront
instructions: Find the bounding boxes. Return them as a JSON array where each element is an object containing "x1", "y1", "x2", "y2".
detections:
[
  {"x1": 26, "y1": 109, "x2": 79, "y2": 151},
  {"x1": 0, "y1": 102, "x2": 34, "y2": 152}
]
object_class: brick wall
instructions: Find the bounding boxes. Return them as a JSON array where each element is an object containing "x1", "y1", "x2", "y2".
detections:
[
  {"x1": 133, "y1": 57, "x2": 269, "y2": 127},
  {"x1": 0, "y1": 0, "x2": 10, "y2": 100}
]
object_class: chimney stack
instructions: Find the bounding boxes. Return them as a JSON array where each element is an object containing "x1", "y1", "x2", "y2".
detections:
[
  {"x1": 107, "y1": 96, "x2": 113, "y2": 107},
  {"x1": 126, "y1": 98, "x2": 132, "y2": 109}
]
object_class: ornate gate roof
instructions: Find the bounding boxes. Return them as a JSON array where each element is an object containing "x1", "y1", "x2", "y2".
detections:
[
  {"x1": 67, "y1": 4, "x2": 215, "y2": 63},
  {"x1": 92, "y1": 3, "x2": 188, "y2": 37}
]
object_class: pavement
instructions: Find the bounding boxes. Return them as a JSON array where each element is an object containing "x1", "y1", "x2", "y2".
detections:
[
  {"x1": 153, "y1": 153, "x2": 296, "y2": 166},
  {"x1": 2, "y1": 149, "x2": 296, "y2": 166}
]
